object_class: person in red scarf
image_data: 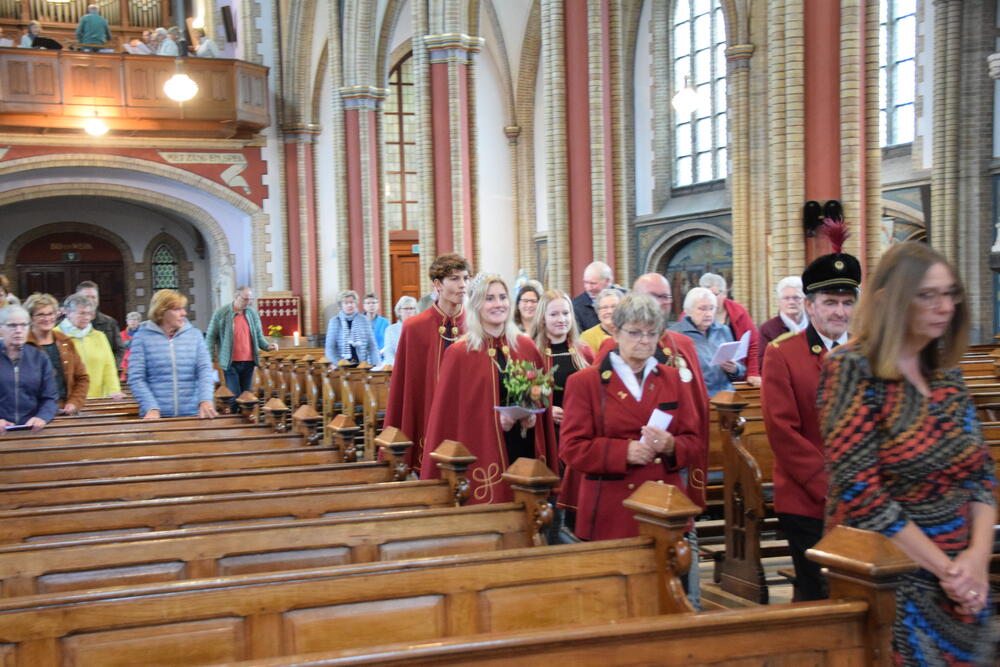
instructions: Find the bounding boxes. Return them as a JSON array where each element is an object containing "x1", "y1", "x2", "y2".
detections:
[
  {"x1": 421, "y1": 273, "x2": 557, "y2": 504},
  {"x1": 384, "y1": 253, "x2": 471, "y2": 473}
]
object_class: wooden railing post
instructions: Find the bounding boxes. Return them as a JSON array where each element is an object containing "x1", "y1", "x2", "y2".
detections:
[
  {"x1": 292, "y1": 403, "x2": 321, "y2": 445},
  {"x1": 502, "y1": 458, "x2": 560, "y2": 546},
  {"x1": 328, "y1": 414, "x2": 360, "y2": 462},
  {"x1": 213, "y1": 384, "x2": 234, "y2": 415},
  {"x1": 623, "y1": 481, "x2": 701, "y2": 615},
  {"x1": 807, "y1": 526, "x2": 916, "y2": 666},
  {"x1": 235, "y1": 390, "x2": 259, "y2": 423},
  {"x1": 430, "y1": 440, "x2": 477, "y2": 506},
  {"x1": 262, "y1": 396, "x2": 289, "y2": 432},
  {"x1": 375, "y1": 427, "x2": 414, "y2": 481}
]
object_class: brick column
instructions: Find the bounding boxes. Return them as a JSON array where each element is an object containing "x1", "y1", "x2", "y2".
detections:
[
  {"x1": 340, "y1": 86, "x2": 387, "y2": 296},
  {"x1": 282, "y1": 124, "x2": 321, "y2": 334},
  {"x1": 931, "y1": 0, "x2": 962, "y2": 264},
  {"x1": 424, "y1": 33, "x2": 483, "y2": 261}
]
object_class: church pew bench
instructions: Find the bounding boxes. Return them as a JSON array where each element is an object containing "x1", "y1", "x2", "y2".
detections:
[
  {"x1": 250, "y1": 529, "x2": 908, "y2": 667},
  {"x1": 0, "y1": 434, "x2": 447, "y2": 545},
  {"x1": 0, "y1": 445, "x2": 351, "y2": 484},
  {"x1": 0, "y1": 482, "x2": 701, "y2": 665},
  {"x1": 14, "y1": 414, "x2": 248, "y2": 434},
  {"x1": 0, "y1": 420, "x2": 271, "y2": 447},
  {"x1": 0, "y1": 430, "x2": 304, "y2": 464},
  {"x1": 0, "y1": 457, "x2": 558, "y2": 598}
]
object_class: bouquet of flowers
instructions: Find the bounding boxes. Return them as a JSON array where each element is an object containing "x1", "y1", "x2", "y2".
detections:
[
  {"x1": 267, "y1": 324, "x2": 283, "y2": 338},
  {"x1": 494, "y1": 360, "x2": 558, "y2": 436}
]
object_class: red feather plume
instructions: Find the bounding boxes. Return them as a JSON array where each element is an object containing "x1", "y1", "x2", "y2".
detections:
[{"x1": 820, "y1": 217, "x2": 849, "y2": 254}]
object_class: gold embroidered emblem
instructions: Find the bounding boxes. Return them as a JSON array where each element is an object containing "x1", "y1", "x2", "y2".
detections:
[
  {"x1": 617, "y1": 391, "x2": 628, "y2": 400},
  {"x1": 545, "y1": 348, "x2": 552, "y2": 356},
  {"x1": 601, "y1": 370, "x2": 612, "y2": 380},
  {"x1": 811, "y1": 344, "x2": 823, "y2": 354},
  {"x1": 451, "y1": 327, "x2": 459, "y2": 336},
  {"x1": 438, "y1": 326, "x2": 446, "y2": 335},
  {"x1": 501, "y1": 345, "x2": 510, "y2": 356},
  {"x1": 662, "y1": 347, "x2": 672, "y2": 356}
]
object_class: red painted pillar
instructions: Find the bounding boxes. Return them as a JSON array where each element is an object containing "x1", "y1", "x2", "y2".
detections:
[
  {"x1": 564, "y1": 1, "x2": 593, "y2": 285},
  {"x1": 283, "y1": 127, "x2": 322, "y2": 334},
  {"x1": 425, "y1": 34, "x2": 483, "y2": 259},
  {"x1": 804, "y1": 1, "x2": 841, "y2": 261},
  {"x1": 599, "y1": 0, "x2": 616, "y2": 268}
]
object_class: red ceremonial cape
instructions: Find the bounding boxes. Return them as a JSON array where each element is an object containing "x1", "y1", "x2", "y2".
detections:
[
  {"x1": 420, "y1": 335, "x2": 558, "y2": 505},
  {"x1": 384, "y1": 304, "x2": 466, "y2": 472},
  {"x1": 595, "y1": 331, "x2": 709, "y2": 509}
]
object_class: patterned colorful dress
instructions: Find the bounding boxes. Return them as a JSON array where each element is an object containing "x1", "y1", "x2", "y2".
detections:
[{"x1": 818, "y1": 346, "x2": 997, "y2": 666}]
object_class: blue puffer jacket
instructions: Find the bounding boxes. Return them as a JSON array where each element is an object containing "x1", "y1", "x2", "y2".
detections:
[
  {"x1": 0, "y1": 341, "x2": 57, "y2": 425},
  {"x1": 127, "y1": 320, "x2": 215, "y2": 417}
]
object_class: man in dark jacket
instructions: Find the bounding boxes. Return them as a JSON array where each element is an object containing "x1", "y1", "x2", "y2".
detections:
[
  {"x1": 0, "y1": 305, "x2": 57, "y2": 432},
  {"x1": 76, "y1": 280, "x2": 123, "y2": 367}
]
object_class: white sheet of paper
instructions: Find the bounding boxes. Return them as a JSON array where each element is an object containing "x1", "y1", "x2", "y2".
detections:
[
  {"x1": 710, "y1": 330, "x2": 750, "y2": 365},
  {"x1": 640, "y1": 408, "x2": 673, "y2": 444}
]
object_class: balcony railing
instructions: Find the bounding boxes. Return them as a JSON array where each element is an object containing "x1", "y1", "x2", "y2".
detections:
[{"x1": 0, "y1": 48, "x2": 269, "y2": 138}]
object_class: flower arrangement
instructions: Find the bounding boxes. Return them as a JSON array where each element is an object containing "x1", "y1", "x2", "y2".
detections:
[
  {"x1": 267, "y1": 324, "x2": 283, "y2": 338},
  {"x1": 499, "y1": 359, "x2": 558, "y2": 410}
]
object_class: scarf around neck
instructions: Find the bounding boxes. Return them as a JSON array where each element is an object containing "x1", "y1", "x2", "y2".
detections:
[
  {"x1": 337, "y1": 312, "x2": 367, "y2": 361},
  {"x1": 57, "y1": 319, "x2": 94, "y2": 339}
]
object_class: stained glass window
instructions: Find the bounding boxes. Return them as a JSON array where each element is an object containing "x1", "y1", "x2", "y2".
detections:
[
  {"x1": 879, "y1": 0, "x2": 916, "y2": 146},
  {"x1": 383, "y1": 53, "x2": 418, "y2": 231},
  {"x1": 151, "y1": 244, "x2": 178, "y2": 290},
  {"x1": 672, "y1": 0, "x2": 727, "y2": 186}
]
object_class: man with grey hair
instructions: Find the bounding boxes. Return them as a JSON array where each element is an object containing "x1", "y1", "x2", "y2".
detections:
[
  {"x1": 205, "y1": 286, "x2": 277, "y2": 408},
  {"x1": 759, "y1": 276, "x2": 809, "y2": 355},
  {"x1": 0, "y1": 305, "x2": 57, "y2": 432},
  {"x1": 75, "y1": 4, "x2": 111, "y2": 51},
  {"x1": 698, "y1": 272, "x2": 760, "y2": 386},
  {"x1": 572, "y1": 261, "x2": 615, "y2": 332}
]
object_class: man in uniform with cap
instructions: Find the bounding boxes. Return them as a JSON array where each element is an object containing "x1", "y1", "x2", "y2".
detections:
[{"x1": 760, "y1": 246, "x2": 861, "y2": 601}]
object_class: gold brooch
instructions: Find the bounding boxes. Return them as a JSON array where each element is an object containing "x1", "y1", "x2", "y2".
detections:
[
  {"x1": 601, "y1": 370, "x2": 612, "y2": 380},
  {"x1": 662, "y1": 347, "x2": 672, "y2": 356},
  {"x1": 487, "y1": 348, "x2": 497, "y2": 358},
  {"x1": 811, "y1": 344, "x2": 823, "y2": 354},
  {"x1": 438, "y1": 326, "x2": 446, "y2": 335},
  {"x1": 617, "y1": 391, "x2": 628, "y2": 400},
  {"x1": 545, "y1": 348, "x2": 552, "y2": 356},
  {"x1": 501, "y1": 345, "x2": 510, "y2": 356},
  {"x1": 451, "y1": 327, "x2": 459, "y2": 336}
]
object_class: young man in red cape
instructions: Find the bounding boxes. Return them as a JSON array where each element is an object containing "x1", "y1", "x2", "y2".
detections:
[{"x1": 383, "y1": 253, "x2": 471, "y2": 472}]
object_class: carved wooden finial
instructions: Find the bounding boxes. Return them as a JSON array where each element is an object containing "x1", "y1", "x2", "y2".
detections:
[
  {"x1": 236, "y1": 391, "x2": 258, "y2": 403},
  {"x1": 501, "y1": 458, "x2": 560, "y2": 487},
  {"x1": 622, "y1": 481, "x2": 700, "y2": 521},
  {"x1": 710, "y1": 390, "x2": 748, "y2": 411},
  {"x1": 807, "y1": 525, "x2": 915, "y2": 578},
  {"x1": 292, "y1": 403, "x2": 320, "y2": 420}
]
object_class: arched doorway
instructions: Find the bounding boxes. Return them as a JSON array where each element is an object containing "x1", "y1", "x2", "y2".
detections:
[
  {"x1": 658, "y1": 235, "x2": 733, "y2": 319},
  {"x1": 16, "y1": 231, "x2": 126, "y2": 324}
]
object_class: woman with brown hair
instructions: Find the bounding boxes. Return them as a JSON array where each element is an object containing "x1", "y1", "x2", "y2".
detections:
[
  {"x1": 24, "y1": 293, "x2": 88, "y2": 415},
  {"x1": 819, "y1": 241, "x2": 996, "y2": 665}
]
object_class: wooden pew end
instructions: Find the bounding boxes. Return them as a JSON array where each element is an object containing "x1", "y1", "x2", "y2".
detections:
[
  {"x1": 235, "y1": 391, "x2": 260, "y2": 423},
  {"x1": 375, "y1": 427, "x2": 414, "y2": 480},
  {"x1": 328, "y1": 414, "x2": 361, "y2": 462},
  {"x1": 502, "y1": 458, "x2": 560, "y2": 546},
  {"x1": 214, "y1": 385, "x2": 235, "y2": 415},
  {"x1": 430, "y1": 440, "x2": 478, "y2": 506},
  {"x1": 623, "y1": 482, "x2": 701, "y2": 615},
  {"x1": 263, "y1": 396, "x2": 290, "y2": 432},
  {"x1": 292, "y1": 403, "x2": 322, "y2": 444}
]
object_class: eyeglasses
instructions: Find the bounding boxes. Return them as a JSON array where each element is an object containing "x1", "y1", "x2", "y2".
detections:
[
  {"x1": 914, "y1": 289, "x2": 963, "y2": 309},
  {"x1": 519, "y1": 298, "x2": 538, "y2": 305},
  {"x1": 31, "y1": 311, "x2": 56, "y2": 319},
  {"x1": 2, "y1": 322, "x2": 29, "y2": 329},
  {"x1": 596, "y1": 305, "x2": 617, "y2": 312},
  {"x1": 622, "y1": 328, "x2": 659, "y2": 342}
]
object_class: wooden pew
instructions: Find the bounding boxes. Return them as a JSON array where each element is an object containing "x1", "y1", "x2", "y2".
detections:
[
  {"x1": 0, "y1": 457, "x2": 558, "y2": 598},
  {"x1": 243, "y1": 527, "x2": 912, "y2": 666},
  {"x1": 0, "y1": 498, "x2": 913, "y2": 666},
  {"x1": 0, "y1": 481, "x2": 698, "y2": 664}
]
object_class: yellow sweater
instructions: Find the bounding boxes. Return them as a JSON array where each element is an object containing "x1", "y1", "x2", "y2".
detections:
[
  {"x1": 68, "y1": 329, "x2": 121, "y2": 398},
  {"x1": 580, "y1": 323, "x2": 612, "y2": 354}
]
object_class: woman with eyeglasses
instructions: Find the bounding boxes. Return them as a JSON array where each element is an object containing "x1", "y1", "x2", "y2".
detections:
[
  {"x1": 0, "y1": 305, "x2": 57, "y2": 432},
  {"x1": 818, "y1": 242, "x2": 996, "y2": 666},
  {"x1": 513, "y1": 280, "x2": 543, "y2": 333},
  {"x1": 24, "y1": 293, "x2": 89, "y2": 415},
  {"x1": 579, "y1": 288, "x2": 621, "y2": 354},
  {"x1": 379, "y1": 296, "x2": 419, "y2": 368},
  {"x1": 57, "y1": 294, "x2": 123, "y2": 400},
  {"x1": 559, "y1": 294, "x2": 701, "y2": 543},
  {"x1": 669, "y1": 287, "x2": 744, "y2": 397}
]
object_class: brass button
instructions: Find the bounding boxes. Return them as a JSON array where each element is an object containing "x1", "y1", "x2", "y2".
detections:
[
  {"x1": 654, "y1": 457, "x2": 662, "y2": 464},
  {"x1": 627, "y1": 483, "x2": 635, "y2": 490}
]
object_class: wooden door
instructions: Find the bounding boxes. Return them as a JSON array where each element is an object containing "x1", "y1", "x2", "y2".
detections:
[{"x1": 389, "y1": 233, "x2": 420, "y2": 318}]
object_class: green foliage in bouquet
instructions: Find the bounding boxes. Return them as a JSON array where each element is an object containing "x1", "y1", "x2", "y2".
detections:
[{"x1": 498, "y1": 359, "x2": 559, "y2": 409}]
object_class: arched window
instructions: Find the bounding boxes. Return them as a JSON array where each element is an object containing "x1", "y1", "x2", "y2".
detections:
[
  {"x1": 672, "y1": 0, "x2": 727, "y2": 186},
  {"x1": 151, "y1": 244, "x2": 179, "y2": 290},
  {"x1": 879, "y1": 0, "x2": 916, "y2": 146},
  {"x1": 660, "y1": 235, "x2": 732, "y2": 318},
  {"x1": 383, "y1": 52, "x2": 418, "y2": 230}
]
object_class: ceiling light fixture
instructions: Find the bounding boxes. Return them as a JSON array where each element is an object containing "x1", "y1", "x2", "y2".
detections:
[
  {"x1": 164, "y1": 66, "x2": 199, "y2": 102},
  {"x1": 671, "y1": 76, "x2": 701, "y2": 117},
  {"x1": 83, "y1": 116, "x2": 108, "y2": 136}
]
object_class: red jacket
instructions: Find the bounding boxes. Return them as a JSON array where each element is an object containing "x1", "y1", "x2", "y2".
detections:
[
  {"x1": 760, "y1": 325, "x2": 829, "y2": 519},
  {"x1": 560, "y1": 357, "x2": 702, "y2": 540},
  {"x1": 722, "y1": 298, "x2": 760, "y2": 379}
]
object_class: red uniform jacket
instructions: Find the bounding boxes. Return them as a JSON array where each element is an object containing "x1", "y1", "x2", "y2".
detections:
[
  {"x1": 420, "y1": 335, "x2": 558, "y2": 505},
  {"x1": 760, "y1": 325, "x2": 829, "y2": 519},
  {"x1": 596, "y1": 330, "x2": 709, "y2": 508},
  {"x1": 384, "y1": 304, "x2": 466, "y2": 472},
  {"x1": 560, "y1": 356, "x2": 702, "y2": 540},
  {"x1": 723, "y1": 298, "x2": 760, "y2": 379}
]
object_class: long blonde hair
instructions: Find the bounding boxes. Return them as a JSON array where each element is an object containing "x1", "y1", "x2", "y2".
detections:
[
  {"x1": 530, "y1": 289, "x2": 589, "y2": 371},
  {"x1": 854, "y1": 241, "x2": 968, "y2": 378},
  {"x1": 463, "y1": 273, "x2": 521, "y2": 353}
]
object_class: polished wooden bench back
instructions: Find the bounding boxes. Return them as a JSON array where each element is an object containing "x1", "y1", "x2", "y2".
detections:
[
  {"x1": 0, "y1": 458, "x2": 559, "y2": 598},
  {"x1": 0, "y1": 482, "x2": 699, "y2": 665}
]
